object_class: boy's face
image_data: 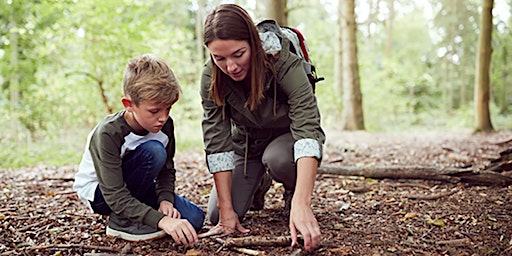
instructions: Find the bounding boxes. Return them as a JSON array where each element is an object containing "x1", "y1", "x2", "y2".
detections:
[{"x1": 123, "y1": 98, "x2": 171, "y2": 134}]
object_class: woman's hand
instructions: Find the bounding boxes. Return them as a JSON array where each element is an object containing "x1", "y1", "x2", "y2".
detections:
[
  {"x1": 289, "y1": 201, "x2": 321, "y2": 252},
  {"x1": 290, "y1": 157, "x2": 322, "y2": 252},
  {"x1": 213, "y1": 208, "x2": 250, "y2": 237},
  {"x1": 159, "y1": 200, "x2": 181, "y2": 219},
  {"x1": 158, "y1": 216, "x2": 198, "y2": 247}
]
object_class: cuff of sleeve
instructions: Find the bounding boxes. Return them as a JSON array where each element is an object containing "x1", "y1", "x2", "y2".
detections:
[
  {"x1": 294, "y1": 138, "x2": 322, "y2": 162},
  {"x1": 206, "y1": 151, "x2": 235, "y2": 173},
  {"x1": 144, "y1": 209, "x2": 166, "y2": 229},
  {"x1": 157, "y1": 192, "x2": 175, "y2": 205}
]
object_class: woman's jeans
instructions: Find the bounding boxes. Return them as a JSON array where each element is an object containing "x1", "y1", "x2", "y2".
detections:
[{"x1": 90, "y1": 140, "x2": 204, "y2": 231}]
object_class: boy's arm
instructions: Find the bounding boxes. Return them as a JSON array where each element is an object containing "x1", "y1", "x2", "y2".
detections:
[{"x1": 91, "y1": 126, "x2": 165, "y2": 228}]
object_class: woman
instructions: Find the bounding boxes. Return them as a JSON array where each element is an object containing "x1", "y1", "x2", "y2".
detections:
[{"x1": 200, "y1": 4, "x2": 325, "y2": 252}]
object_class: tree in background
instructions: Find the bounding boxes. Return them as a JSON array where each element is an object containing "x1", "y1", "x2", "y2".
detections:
[
  {"x1": 474, "y1": 0, "x2": 494, "y2": 132},
  {"x1": 265, "y1": 0, "x2": 287, "y2": 26},
  {"x1": 0, "y1": 1, "x2": 66, "y2": 140},
  {"x1": 340, "y1": 0, "x2": 365, "y2": 130}
]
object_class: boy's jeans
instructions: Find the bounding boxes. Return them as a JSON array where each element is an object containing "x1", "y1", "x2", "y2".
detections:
[{"x1": 90, "y1": 140, "x2": 204, "y2": 231}]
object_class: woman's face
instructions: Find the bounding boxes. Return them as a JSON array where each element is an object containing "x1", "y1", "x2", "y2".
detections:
[{"x1": 208, "y1": 39, "x2": 251, "y2": 81}]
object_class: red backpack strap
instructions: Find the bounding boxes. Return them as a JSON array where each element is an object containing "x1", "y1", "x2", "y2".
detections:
[{"x1": 289, "y1": 27, "x2": 310, "y2": 62}]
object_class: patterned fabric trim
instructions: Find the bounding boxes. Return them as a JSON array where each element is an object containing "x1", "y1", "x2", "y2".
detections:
[
  {"x1": 206, "y1": 151, "x2": 235, "y2": 173},
  {"x1": 260, "y1": 31, "x2": 281, "y2": 55},
  {"x1": 294, "y1": 138, "x2": 321, "y2": 161}
]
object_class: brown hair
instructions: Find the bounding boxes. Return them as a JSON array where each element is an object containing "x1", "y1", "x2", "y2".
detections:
[
  {"x1": 203, "y1": 4, "x2": 275, "y2": 110},
  {"x1": 122, "y1": 54, "x2": 181, "y2": 107}
]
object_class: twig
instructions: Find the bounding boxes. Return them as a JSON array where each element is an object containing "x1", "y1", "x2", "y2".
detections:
[
  {"x1": 213, "y1": 237, "x2": 263, "y2": 255},
  {"x1": 18, "y1": 219, "x2": 47, "y2": 232},
  {"x1": 390, "y1": 182, "x2": 433, "y2": 190},
  {"x1": 406, "y1": 188, "x2": 459, "y2": 200},
  {"x1": 27, "y1": 244, "x2": 120, "y2": 252},
  {"x1": 435, "y1": 238, "x2": 470, "y2": 246},
  {"x1": 223, "y1": 235, "x2": 292, "y2": 247},
  {"x1": 198, "y1": 228, "x2": 223, "y2": 239},
  {"x1": 54, "y1": 190, "x2": 77, "y2": 195}
]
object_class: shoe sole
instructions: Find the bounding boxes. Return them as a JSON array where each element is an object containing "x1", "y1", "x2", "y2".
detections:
[{"x1": 106, "y1": 226, "x2": 167, "y2": 241}]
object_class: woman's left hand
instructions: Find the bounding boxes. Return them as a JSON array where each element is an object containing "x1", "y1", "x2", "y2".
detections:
[
  {"x1": 159, "y1": 200, "x2": 181, "y2": 219},
  {"x1": 289, "y1": 202, "x2": 321, "y2": 252}
]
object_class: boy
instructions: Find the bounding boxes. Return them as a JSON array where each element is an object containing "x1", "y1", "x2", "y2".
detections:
[{"x1": 73, "y1": 54, "x2": 204, "y2": 246}]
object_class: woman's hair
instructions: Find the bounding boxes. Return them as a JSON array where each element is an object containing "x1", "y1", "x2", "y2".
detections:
[
  {"x1": 122, "y1": 54, "x2": 181, "y2": 107},
  {"x1": 204, "y1": 4, "x2": 275, "y2": 110}
]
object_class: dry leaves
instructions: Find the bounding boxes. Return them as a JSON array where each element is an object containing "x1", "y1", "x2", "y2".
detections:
[{"x1": 1, "y1": 130, "x2": 512, "y2": 255}]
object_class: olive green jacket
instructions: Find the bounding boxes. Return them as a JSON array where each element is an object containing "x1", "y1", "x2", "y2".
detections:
[{"x1": 200, "y1": 32, "x2": 325, "y2": 174}]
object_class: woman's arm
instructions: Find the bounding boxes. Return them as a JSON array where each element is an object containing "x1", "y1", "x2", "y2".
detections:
[{"x1": 289, "y1": 157, "x2": 321, "y2": 252}]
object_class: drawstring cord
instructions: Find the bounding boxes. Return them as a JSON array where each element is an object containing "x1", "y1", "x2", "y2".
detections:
[
  {"x1": 273, "y1": 78, "x2": 277, "y2": 116},
  {"x1": 244, "y1": 132, "x2": 249, "y2": 177}
]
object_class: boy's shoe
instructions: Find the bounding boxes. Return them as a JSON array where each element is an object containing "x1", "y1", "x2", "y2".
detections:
[
  {"x1": 106, "y1": 213, "x2": 166, "y2": 241},
  {"x1": 249, "y1": 172, "x2": 272, "y2": 211}
]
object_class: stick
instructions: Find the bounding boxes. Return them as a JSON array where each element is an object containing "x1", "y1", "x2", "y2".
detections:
[
  {"x1": 406, "y1": 188, "x2": 459, "y2": 200},
  {"x1": 214, "y1": 237, "x2": 263, "y2": 255},
  {"x1": 435, "y1": 238, "x2": 469, "y2": 246},
  {"x1": 18, "y1": 220, "x2": 47, "y2": 232},
  {"x1": 223, "y1": 235, "x2": 292, "y2": 248},
  {"x1": 198, "y1": 228, "x2": 224, "y2": 239},
  {"x1": 27, "y1": 244, "x2": 120, "y2": 252}
]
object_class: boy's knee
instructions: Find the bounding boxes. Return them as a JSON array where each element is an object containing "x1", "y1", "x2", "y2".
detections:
[
  {"x1": 139, "y1": 140, "x2": 166, "y2": 164},
  {"x1": 189, "y1": 212, "x2": 206, "y2": 231}
]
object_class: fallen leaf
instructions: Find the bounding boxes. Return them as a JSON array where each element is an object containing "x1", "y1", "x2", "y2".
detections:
[
  {"x1": 428, "y1": 219, "x2": 445, "y2": 227},
  {"x1": 404, "y1": 212, "x2": 418, "y2": 220}
]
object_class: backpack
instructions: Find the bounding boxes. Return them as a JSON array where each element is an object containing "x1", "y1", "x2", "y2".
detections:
[{"x1": 257, "y1": 20, "x2": 324, "y2": 93}]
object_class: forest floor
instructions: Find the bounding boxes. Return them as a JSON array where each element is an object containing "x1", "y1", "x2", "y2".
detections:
[{"x1": 1, "y1": 129, "x2": 512, "y2": 255}]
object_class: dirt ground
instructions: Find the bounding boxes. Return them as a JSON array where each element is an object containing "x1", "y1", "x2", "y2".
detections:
[{"x1": 1, "y1": 129, "x2": 512, "y2": 255}]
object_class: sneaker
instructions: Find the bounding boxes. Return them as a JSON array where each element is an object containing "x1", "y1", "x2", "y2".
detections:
[
  {"x1": 106, "y1": 213, "x2": 166, "y2": 241},
  {"x1": 283, "y1": 189, "x2": 294, "y2": 219},
  {"x1": 249, "y1": 172, "x2": 272, "y2": 211}
]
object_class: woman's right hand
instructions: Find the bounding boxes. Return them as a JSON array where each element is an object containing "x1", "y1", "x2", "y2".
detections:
[
  {"x1": 158, "y1": 215, "x2": 198, "y2": 247},
  {"x1": 211, "y1": 208, "x2": 250, "y2": 237}
]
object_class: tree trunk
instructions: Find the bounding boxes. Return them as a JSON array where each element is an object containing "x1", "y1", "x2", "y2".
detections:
[
  {"x1": 333, "y1": 0, "x2": 343, "y2": 98},
  {"x1": 340, "y1": 0, "x2": 365, "y2": 130},
  {"x1": 9, "y1": 18, "x2": 21, "y2": 142},
  {"x1": 265, "y1": 0, "x2": 287, "y2": 26},
  {"x1": 474, "y1": 0, "x2": 494, "y2": 132},
  {"x1": 195, "y1": 0, "x2": 205, "y2": 64},
  {"x1": 385, "y1": 0, "x2": 394, "y2": 57}
]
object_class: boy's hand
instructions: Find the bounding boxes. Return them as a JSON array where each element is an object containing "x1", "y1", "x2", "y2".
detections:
[
  {"x1": 159, "y1": 200, "x2": 181, "y2": 219},
  {"x1": 158, "y1": 216, "x2": 198, "y2": 247}
]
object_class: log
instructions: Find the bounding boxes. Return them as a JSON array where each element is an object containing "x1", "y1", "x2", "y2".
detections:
[
  {"x1": 317, "y1": 165, "x2": 512, "y2": 186},
  {"x1": 317, "y1": 165, "x2": 463, "y2": 183}
]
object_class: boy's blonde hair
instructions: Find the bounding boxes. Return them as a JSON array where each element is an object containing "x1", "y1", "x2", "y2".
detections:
[{"x1": 122, "y1": 54, "x2": 181, "y2": 106}]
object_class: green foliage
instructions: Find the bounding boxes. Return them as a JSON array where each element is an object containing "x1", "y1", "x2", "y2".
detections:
[{"x1": 0, "y1": 0, "x2": 511, "y2": 169}]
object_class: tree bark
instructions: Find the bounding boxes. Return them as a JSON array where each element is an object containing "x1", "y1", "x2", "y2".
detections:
[
  {"x1": 385, "y1": 0, "x2": 394, "y2": 57},
  {"x1": 266, "y1": 0, "x2": 287, "y2": 26},
  {"x1": 195, "y1": 0, "x2": 205, "y2": 64},
  {"x1": 474, "y1": 0, "x2": 494, "y2": 132},
  {"x1": 340, "y1": 0, "x2": 365, "y2": 130},
  {"x1": 334, "y1": 0, "x2": 344, "y2": 97},
  {"x1": 317, "y1": 164, "x2": 512, "y2": 186}
]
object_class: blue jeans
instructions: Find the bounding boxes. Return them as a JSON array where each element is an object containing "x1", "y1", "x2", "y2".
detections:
[{"x1": 91, "y1": 140, "x2": 204, "y2": 231}]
